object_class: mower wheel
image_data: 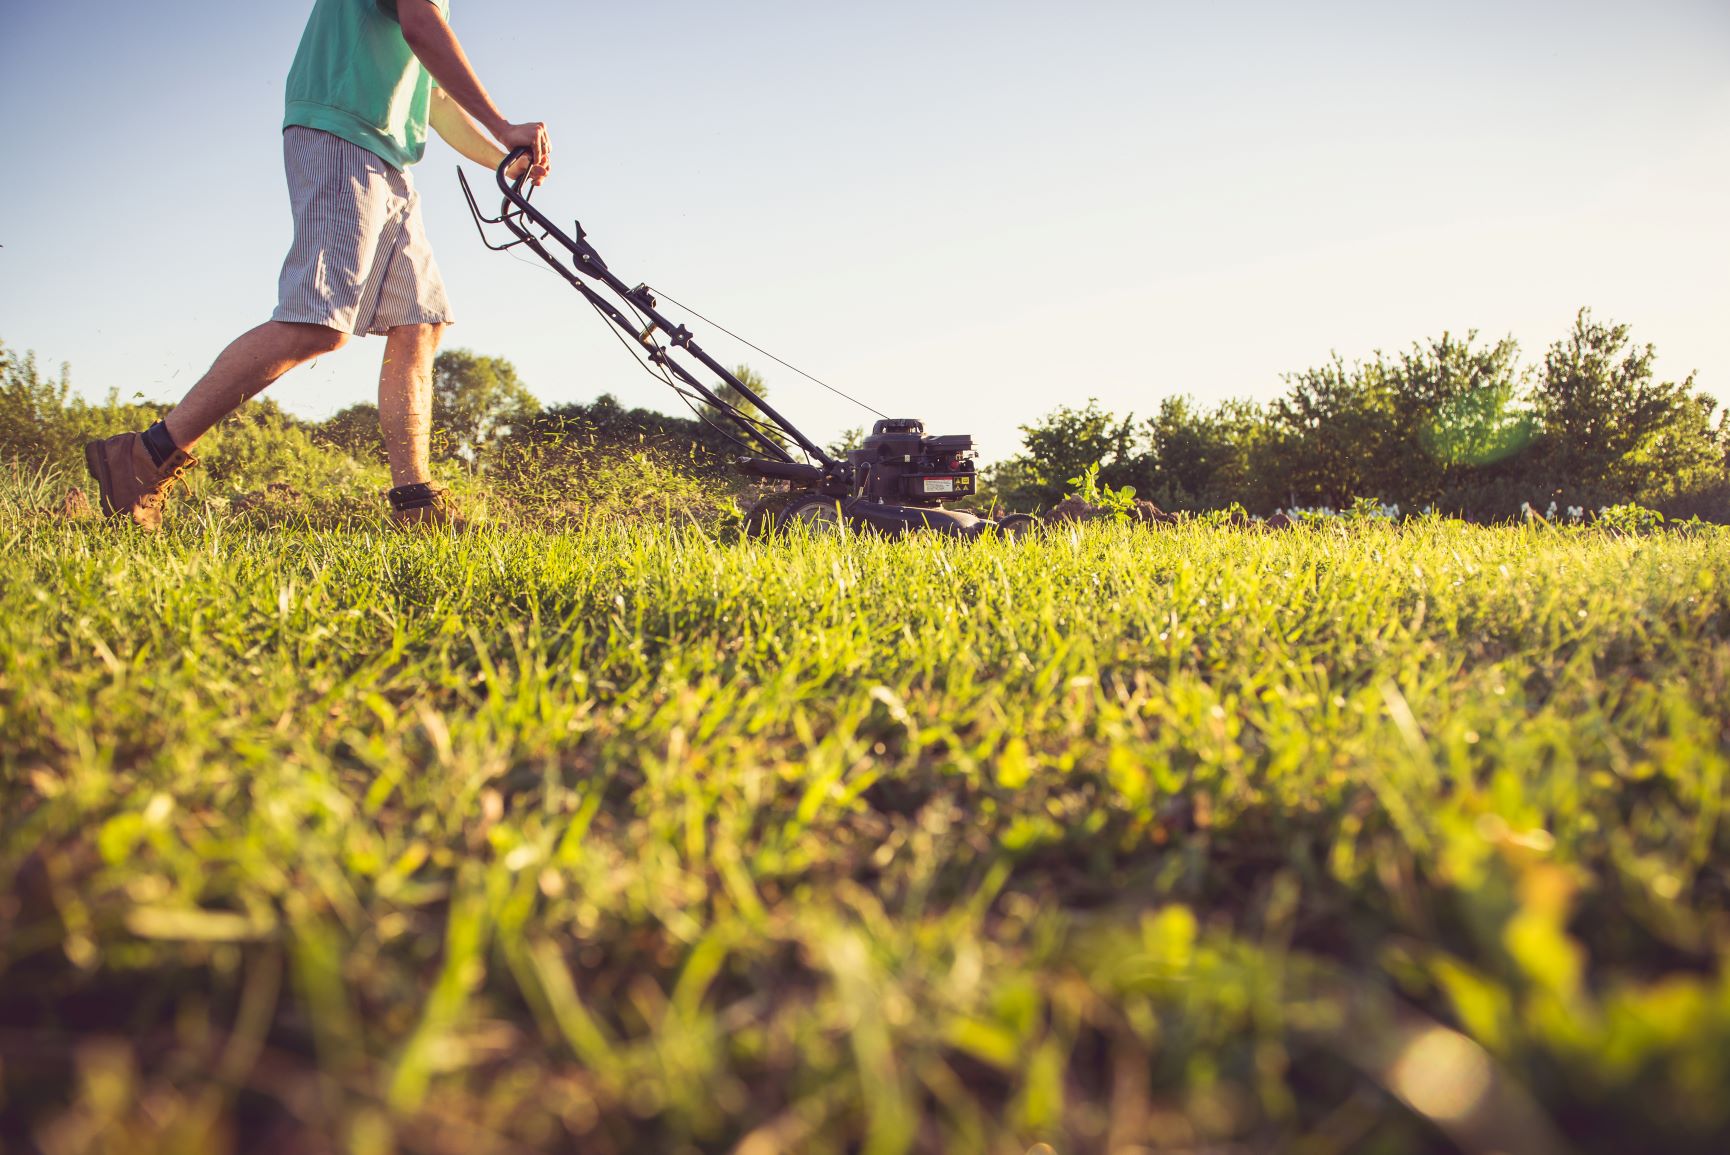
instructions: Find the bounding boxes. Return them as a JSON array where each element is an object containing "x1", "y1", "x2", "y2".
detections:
[
  {"x1": 744, "y1": 493, "x2": 848, "y2": 537},
  {"x1": 995, "y1": 513, "x2": 1040, "y2": 539}
]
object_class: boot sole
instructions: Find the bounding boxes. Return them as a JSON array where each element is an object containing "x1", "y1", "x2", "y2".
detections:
[{"x1": 83, "y1": 441, "x2": 118, "y2": 517}]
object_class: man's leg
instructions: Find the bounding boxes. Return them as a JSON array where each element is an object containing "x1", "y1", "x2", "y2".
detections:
[
  {"x1": 163, "y1": 320, "x2": 348, "y2": 449},
  {"x1": 84, "y1": 319, "x2": 348, "y2": 527},
  {"x1": 378, "y1": 322, "x2": 445, "y2": 487}
]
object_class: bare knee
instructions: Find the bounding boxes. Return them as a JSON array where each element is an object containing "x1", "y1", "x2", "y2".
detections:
[
  {"x1": 273, "y1": 321, "x2": 348, "y2": 358},
  {"x1": 392, "y1": 322, "x2": 446, "y2": 355},
  {"x1": 308, "y1": 326, "x2": 349, "y2": 356}
]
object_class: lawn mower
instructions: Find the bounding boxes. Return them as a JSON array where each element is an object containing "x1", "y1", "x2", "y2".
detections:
[{"x1": 461, "y1": 149, "x2": 1036, "y2": 538}]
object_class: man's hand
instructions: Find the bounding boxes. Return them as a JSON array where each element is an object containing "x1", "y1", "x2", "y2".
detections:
[
  {"x1": 499, "y1": 122, "x2": 551, "y2": 185},
  {"x1": 400, "y1": 2, "x2": 551, "y2": 182}
]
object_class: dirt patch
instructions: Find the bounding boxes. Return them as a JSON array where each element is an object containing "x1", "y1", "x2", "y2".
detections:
[
  {"x1": 57, "y1": 488, "x2": 97, "y2": 522},
  {"x1": 1132, "y1": 499, "x2": 1178, "y2": 525},
  {"x1": 26, "y1": 487, "x2": 99, "y2": 523}
]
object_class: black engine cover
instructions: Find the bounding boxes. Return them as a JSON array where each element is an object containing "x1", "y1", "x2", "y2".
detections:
[{"x1": 848, "y1": 418, "x2": 977, "y2": 506}]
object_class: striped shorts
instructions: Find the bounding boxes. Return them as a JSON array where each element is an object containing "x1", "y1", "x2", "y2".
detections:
[{"x1": 272, "y1": 126, "x2": 454, "y2": 336}]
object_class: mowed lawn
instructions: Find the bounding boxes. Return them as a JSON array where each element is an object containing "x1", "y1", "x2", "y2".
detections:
[{"x1": 2, "y1": 513, "x2": 1728, "y2": 1154}]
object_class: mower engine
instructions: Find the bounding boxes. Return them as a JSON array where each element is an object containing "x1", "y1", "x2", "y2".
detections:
[{"x1": 849, "y1": 419, "x2": 977, "y2": 506}]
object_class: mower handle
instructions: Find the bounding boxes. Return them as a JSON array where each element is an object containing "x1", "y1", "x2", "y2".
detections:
[
  {"x1": 498, "y1": 146, "x2": 536, "y2": 199},
  {"x1": 457, "y1": 146, "x2": 539, "y2": 247},
  {"x1": 459, "y1": 146, "x2": 840, "y2": 470}
]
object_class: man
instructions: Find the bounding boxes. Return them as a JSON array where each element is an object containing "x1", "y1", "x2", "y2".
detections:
[{"x1": 84, "y1": 0, "x2": 550, "y2": 528}]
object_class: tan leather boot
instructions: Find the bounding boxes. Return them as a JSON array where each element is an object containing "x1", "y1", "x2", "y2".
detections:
[{"x1": 83, "y1": 432, "x2": 198, "y2": 531}]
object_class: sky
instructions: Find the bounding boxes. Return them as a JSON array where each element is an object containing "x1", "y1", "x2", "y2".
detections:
[{"x1": 1, "y1": 0, "x2": 1726, "y2": 462}]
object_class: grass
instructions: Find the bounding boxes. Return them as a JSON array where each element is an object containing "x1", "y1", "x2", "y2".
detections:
[{"x1": 2, "y1": 478, "x2": 1728, "y2": 1153}]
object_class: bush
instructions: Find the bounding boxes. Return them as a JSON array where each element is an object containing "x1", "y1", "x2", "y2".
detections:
[
  {"x1": 0, "y1": 339, "x2": 778, "y2": 531},
  {"x1": 996, "y1": 313, "x2": 1729, "y2": 522},
  {"x1": 0, "y1": 341, "x2": 158, "y2": 472},
  {"x1": 190, "y1": 399, "x2": 388, "y2": 501}
]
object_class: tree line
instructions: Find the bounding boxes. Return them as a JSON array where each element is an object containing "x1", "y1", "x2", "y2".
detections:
[
  {"x1": 986, "y1": 310, "x2": 1727, "y2": 518},
  {"x1": 0, "y1": 341, "x2": 753, "y2": 487},
  {"x1": 4, "y1": 309, "x2": 1725, "y2": 519}
]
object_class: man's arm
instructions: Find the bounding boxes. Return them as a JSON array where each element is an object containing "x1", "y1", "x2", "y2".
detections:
[
  {"x1": 428, "y1": 88, "x2": 512, "y2": 171},
  {"x1": 398, "y1": 0, "x2": 550, "y2": 181}
]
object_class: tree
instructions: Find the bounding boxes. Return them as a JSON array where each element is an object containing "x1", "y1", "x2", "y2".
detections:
[
  {"x1": 1389, "y1": 332, "x2": 1535, "y2": 506},
  {"x1": 0, "y1": 342, "x2": 158, "y2": 471},
  {"x1": 0, "y1": 342, "x2": 75, "y2": 464},
  {"x1": 431, "y1": 349, "x2": 538, "y2": 465},
  {"x1": 312, "y1": 403, "x2": 384, "y2": 458},
  {"x1": 1267, "y1": 355, "x2": 1399, "y2": 507},
  {"x1": 490, "y1": 391, "x2": 742, "y2": 479},
  {"x1": 827, "y1": 426, "x2": 866, "y2": 458},
  {"x1": 1005, "y1": 399, "x2": 1137, "y2": 508},
  {"x1": 703, "y1": 364, "x2": 786, "y2": 449},
  {"x1": 976, "y1": 454, "x2": 1046, "y2": 513},
  {"x1": 1532, "y1": 310, "x2": 1720, "y2": 499},
  {"x1": 1140, "y1": 395, "x2": 1267, "y2": 510}
]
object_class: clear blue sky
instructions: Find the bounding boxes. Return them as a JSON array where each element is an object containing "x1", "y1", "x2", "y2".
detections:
[{"x1": 2, "y1": 0, "x2": 1725, "y2": 461}]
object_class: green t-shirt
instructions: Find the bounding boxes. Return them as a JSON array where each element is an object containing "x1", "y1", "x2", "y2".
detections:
[{"x1": 284, "y1": 0, "x2": 453, "y2": 171}]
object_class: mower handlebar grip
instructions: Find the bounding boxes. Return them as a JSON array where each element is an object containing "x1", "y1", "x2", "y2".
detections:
[{"x1": 497, "y1": 147, "x2": 536, "y2": 197}]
